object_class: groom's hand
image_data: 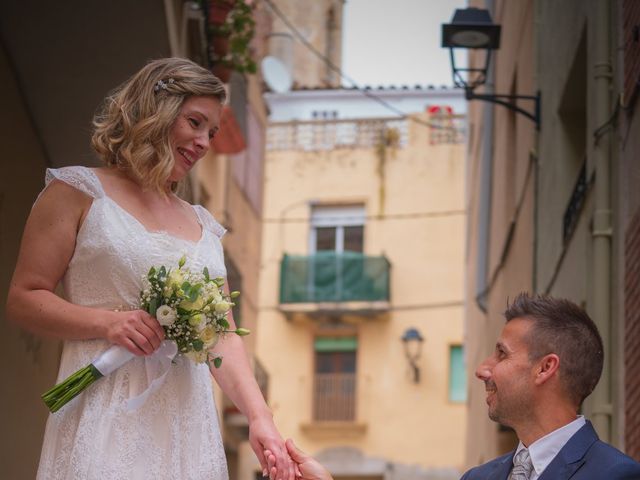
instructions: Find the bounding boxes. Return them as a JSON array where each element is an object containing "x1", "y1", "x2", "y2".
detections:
[{"x1": 105, "y1": 310, "x2": 165, "y2": 356}]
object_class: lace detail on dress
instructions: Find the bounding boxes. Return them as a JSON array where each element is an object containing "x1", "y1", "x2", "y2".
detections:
[
  {"x1": 36, "y1": 166, "x2": 228, "y2": 480},
  {"x1": 193, "y1": 205, "x2": 227, "y2": 238},
  {"x1": 45, "y1": 166, "x2": 105, "y2": 199}
]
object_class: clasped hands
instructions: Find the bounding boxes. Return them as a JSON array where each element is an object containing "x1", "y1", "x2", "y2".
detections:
[{"x1": 263, "y1": 440, "x2": 332, "y2": 480}]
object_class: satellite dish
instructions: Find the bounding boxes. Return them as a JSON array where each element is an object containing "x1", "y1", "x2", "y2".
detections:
[{"x1": 261, "y1": 56, "x2": 292, "y2": 93}]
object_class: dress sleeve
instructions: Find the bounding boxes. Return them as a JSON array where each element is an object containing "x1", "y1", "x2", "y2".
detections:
[
  {"x1": 44, "y1": 166, "x2": 105, "y2": 199},
  {"x1": 192, "y1": 205, "x2": 227, "y2": 239}
]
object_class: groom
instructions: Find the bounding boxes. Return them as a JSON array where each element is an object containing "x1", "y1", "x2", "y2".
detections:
[{"x1": 461, "y1": 293, "x2": 640, "y2": 479}]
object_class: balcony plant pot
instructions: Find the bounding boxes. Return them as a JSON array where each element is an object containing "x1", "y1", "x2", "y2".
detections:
[
  {"x1": 209, "y1": 0, "x2": 234, "y2": 25},
  {"x1": 211, "y1": 63, "x2": 233, "y2": 83},
  {"x1": 207, "y1": 0, "x2": 257, "y2": 79}
]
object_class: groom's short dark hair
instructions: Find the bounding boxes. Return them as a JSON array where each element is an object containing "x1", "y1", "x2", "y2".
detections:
[{"x1": 504, "y1": 293, "x2": 604, "y2": 408}]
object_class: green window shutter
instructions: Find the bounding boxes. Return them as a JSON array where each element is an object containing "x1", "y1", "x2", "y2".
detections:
[
  {"x1": 449, "y1": 345, "x2": 467, "y2": 403},
  {"x1": 314, "y1": 337, "x2": 358, "y2": 352}
]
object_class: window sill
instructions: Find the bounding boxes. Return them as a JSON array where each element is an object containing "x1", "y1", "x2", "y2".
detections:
[
  {"x1": 300, "y1": 421, "x2": 368, "y2": 438},
  {"x1": 281, "y1": 301, "x2": 391, "y2": 323}
]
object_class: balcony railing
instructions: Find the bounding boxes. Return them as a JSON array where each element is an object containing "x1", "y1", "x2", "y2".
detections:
[
  {"x1": 267, "y1": 117, "x2": 408, "y2": 152},
  {"x1": 279, "y1": 252, "x2": 391, "y2": 304},
  {"x1": 313, "y1": 372, "x2": 356, "y2": 422}
]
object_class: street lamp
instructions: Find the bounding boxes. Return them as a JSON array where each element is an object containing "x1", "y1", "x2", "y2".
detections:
[
  {"x1": 442, "y1": 7, "x2": 541, "y2": 129},
  {"x1": 401, "y1": 327, "x2": 424, "y2": 383}
]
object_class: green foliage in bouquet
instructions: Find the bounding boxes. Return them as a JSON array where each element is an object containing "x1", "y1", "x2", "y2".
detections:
[{"x1": 140, "y1": 255, "x2": 247, "y2": 366}]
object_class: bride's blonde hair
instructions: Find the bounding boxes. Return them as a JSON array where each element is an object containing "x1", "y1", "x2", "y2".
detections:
[{"x1": 91, "y1": 58, "x2": 227, "y2": 194}]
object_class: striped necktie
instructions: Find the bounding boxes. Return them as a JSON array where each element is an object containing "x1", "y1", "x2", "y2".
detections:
[{"x1": 509, "y1": 448, "x2": 534, "y2": 480}]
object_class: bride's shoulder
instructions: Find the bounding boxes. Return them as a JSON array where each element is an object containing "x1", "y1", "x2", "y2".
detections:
[
  {"x1": 34, "y1": 169, "x2": 94, "y2": 220},
  {"x1": 42, "y1": 165, "x2": 104, "y2": 201},
  {"x1": 191, "y1": 204, "x2": 227, "y2": 239}
]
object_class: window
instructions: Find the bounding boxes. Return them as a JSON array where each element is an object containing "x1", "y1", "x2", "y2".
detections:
[
  {"x1": 310, "y1": 205, "x2": 365, "y2": 253},
  {"x1": 449, "y1": 345, "x2": 467, "y2": 403},
  {"x1": 313, "y1": 337, "x2": 357, "y2": 421},
  {"x1": 307, "y1": 206, "x2": 366, "y2": 302}
]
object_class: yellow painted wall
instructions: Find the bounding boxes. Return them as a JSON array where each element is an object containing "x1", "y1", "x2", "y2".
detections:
[{"x1": 256, "y1": 112, "x2": 467, "y2": 474}]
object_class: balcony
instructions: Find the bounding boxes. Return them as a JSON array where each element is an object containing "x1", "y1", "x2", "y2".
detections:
[
  {"x1": 266, "y1": 117, "x2": 408, "y2": 152},
  {"x1": 300, "y1": 372, "x2": 368, "y2": 437},
  {"x1": 279, "y1": 252, "x2": 391, "y2": 316},
  {"x1": 313, "y1": 372, "x2": 356, "y2": 421}
]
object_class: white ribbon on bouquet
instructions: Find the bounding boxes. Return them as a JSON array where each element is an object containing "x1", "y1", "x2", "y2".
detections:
[{"x1": 92, "y1": 340, "x2": 178, "y2": 411}]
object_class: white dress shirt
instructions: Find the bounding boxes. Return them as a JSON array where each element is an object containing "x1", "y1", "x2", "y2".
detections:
[{"x1": 513, "y1": 416, "x2": 586, "y2": 479}]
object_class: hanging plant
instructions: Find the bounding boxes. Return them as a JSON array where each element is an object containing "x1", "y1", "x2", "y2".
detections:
[{"x1": 208, "y1": 0, "x2": 257, "y2": 77}]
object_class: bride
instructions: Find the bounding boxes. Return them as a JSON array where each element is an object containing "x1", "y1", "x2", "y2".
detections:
[{"x1": 6, "y1": 58, "x2": 294, "y2": 480}]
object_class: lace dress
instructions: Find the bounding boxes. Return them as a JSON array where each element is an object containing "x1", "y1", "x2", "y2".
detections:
[{"x1": 36, "y1": 166, "x2": 229, "y2": 480}]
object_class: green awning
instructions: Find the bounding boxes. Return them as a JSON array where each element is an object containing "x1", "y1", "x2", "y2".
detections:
[{"x1": 314, "y1": 337, "x2": 358, "y2": 352}]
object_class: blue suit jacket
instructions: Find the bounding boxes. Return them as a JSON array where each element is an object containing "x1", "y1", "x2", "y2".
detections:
[{"x1": 460, "y1": 421, "x2": 640, "y2": 479}]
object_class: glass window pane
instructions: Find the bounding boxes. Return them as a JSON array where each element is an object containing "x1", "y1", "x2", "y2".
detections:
[
  {"x1": 315, "y1": 227, "x2": 336, "y2": 251},
  {"x1": 449, "y1": 345, "x2": 467, "y2": 403},
  {"x1": 343, "y1": 226, "x2": 364, "y2": 252},
  {"x1": 315, "y1": 351, "x2": 356, "y2": 373}
]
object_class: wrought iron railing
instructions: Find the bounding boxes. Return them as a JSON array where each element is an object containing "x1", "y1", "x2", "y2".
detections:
[
  {"x1": 313, "y1": 372, "x2": 356, "y2": 421},
  {"x1": 279, "y1": 252, "x2": 391, "y2": 304}
]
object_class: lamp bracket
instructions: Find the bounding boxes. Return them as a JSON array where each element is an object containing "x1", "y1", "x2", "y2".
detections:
[{"x1": 465, "y1": 87, "x2": 541, "y2": 130}]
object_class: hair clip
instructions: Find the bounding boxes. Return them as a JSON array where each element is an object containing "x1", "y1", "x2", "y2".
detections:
[{"x1": 154, "y1": 78, "x2": 175, "y2": 93}]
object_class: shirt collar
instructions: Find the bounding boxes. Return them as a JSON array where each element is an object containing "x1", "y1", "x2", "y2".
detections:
[{"x1": 514, "y1": 416, "x2": 586, "y2": 476}]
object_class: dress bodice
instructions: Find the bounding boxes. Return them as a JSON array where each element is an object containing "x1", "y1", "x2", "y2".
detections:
[{"x1": 46, "y1": 166, "x2": 227, "y2": 310}]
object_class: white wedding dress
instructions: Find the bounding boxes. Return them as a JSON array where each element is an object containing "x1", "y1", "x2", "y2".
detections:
[{"x1": 37, "y1": 166, "x2": 229, "y2": 480}]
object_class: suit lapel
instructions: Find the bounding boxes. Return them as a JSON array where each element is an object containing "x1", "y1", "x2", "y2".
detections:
[
  {"x1": 487, "y1": 452, "x2": 514, "y2": 480},
  {"x1": 538, "y1": 421, "x2": 598, "y2": 480}
]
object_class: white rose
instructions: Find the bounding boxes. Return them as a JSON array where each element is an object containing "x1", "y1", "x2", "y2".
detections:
[
  {"x1": 214, "y1": 301, "x2": 232, "y2": 314},
  {"x1": 156, "y1": 305, "x2": 177, "y2": 327},
  {"x1": 185, "y1": 350, "x2": 208, "y2": 363},
  {"x1": 180, "y1": 296, "x2": 205, "y2": 311},
  {"x1": 200, "y1": 326, "x2": 219, "y2": 348},
  {"x1": 167, "y1": 269, "x2": 184, "y2": 290},
  {"x1": 189, "y1": 313, "x2": 207, "y2": 332}
]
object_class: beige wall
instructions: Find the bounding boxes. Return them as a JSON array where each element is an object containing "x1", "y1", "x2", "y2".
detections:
[
  {"x1": 464, "y1": 0, "x2": 628, "y2": 468},
  {"x1": 269, "y1": 0, "x2": 343, "y2": 88},
  {"x1": 256, "y1": 112, "x2": 467, "y2": 477}
]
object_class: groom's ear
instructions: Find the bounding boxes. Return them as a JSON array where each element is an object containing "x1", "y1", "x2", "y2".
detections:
[{"x1": 533, "y1": 354, "x2": 560, "y2": 385}]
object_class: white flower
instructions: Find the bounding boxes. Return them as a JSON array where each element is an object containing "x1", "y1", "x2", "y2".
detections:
[
  {"x1": 214, "y1": 301, "x2": 232, "y2": 313},
  {"x1": 180, "y1": 296, "x2": 205, "y2": 311},
  {"x1": 167, "y1": 269, "x2": 184, "y2": 290},
  {"x1": 185, "y1": 350, "x2": 208, "y2": 363},
  {"x1": 200, "y1": 326, "x2": 219, "y2": 348},
  {"x1": 189, "y1": 313, "x2": 207, "y2": 332},
  {"x1": 156, "y1": 305, "x2": 177, "y2": 326}
]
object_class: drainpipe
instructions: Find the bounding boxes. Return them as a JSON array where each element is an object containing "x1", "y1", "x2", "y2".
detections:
[
  {"x1": 474, "y1": 0, "x2": 495, "y2": 313},
  {"x1": 590, "y1": 0, "x2": 613, "y2": 443}
]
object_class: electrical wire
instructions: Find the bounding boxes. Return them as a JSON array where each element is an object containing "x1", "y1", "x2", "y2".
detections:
[
  {"x1": 263, "y1": 210, "x2": 466, "y2": 224},
  {"x1": 261, "y1": 0, "x2": 456, "y2": 131}
]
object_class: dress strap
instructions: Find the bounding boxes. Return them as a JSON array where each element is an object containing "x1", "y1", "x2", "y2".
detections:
[
  {"x1": 45, "y1": 166, "x2": 105, "y2": 199},
  {"x1": 192, "y1": 205, "x2": 226, "y2": 239}
]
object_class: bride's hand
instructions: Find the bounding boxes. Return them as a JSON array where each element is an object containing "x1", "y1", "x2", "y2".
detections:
[
  {"x1": 105, "y1": 310, "x2": 165, "y2": 356},
  {"x1": 249, "y1": 414, "x2": 295, "y2": 480}
]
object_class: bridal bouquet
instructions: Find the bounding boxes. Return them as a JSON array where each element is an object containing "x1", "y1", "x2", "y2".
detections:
[{"x1": 42, "y1": 256, "x2": 248, "y2": 413}]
